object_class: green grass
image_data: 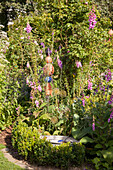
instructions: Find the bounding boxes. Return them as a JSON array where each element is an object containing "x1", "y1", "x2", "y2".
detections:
[{"x1": 0, "y1": 144, "x2": 25, "y2": 170}]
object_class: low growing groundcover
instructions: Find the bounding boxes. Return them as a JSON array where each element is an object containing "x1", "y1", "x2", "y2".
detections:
[{"x1": 0, "y1": 144, "x2": 25, "y2": 170}]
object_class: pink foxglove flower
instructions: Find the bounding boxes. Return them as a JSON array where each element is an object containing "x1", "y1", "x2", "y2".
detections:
[
  {"x1": 26, "y1": 23, "x2": 32, "y2": 33},
  {"x1": 108, "y1": 118, "x2": 110, "y2": 123},
  {"x1": 38, "y1": 85, "x2": 42, "y2": 92},
  {"x1": 82, "y1": 99, "x2": 85, "y2": 107},
  {"x1": 27, "y1": 62, "x2": 30, "y2": 68},
  {"x1": 76, "y1": 61, "x2": 82, "y2": 68},
  {"x1": 92, "y1": 122, "x2": 95, "y2": 131},
  {"x1": 57, "y1": 58, "x2": 62, "y2": 69},
  {"x1": 35, "y1": 100, "x2": 39, "y2": 107},
  {"x1": 41, "y1": 42, "x2": 45, "y2": 48},
  {"x1": 88, "y1": 10, "x2": 97, "y2": 29},
  {"x1": 88, "y1": 79, "x2": 93, "y2": 90}
]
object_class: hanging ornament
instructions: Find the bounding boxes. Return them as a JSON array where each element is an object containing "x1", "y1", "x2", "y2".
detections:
[
  {"x1": 43, "y1": 63, "x2": 54, "y2": 76},
  {"x1": 44, "y1": 76, "x2": 52, "y2": 83},
  {"x1": 43, "y1": 55, "x2": 54, "y2": 96}
]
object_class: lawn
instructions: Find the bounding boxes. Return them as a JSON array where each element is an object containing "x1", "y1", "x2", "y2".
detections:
[{"x1": 0, "y1": 144, "x2": 25, "y2": 170}]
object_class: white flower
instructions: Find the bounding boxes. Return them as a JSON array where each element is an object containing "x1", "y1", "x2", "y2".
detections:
[
  {"x1": 20, "y1": 37, "x2": 24, "y2": 39},
  {"x1": 34, "y1": 40, "x2": 38, "y2": 45},
  {"x1": 6, "y1": 42, "x2": 9, "y2": 46},
  {"x1": 8, "y1": 22, "x2": 14, "y2": 26},
  {"x1": 0, "y1": 25, "x2": 4, "y2": 28},
  {"x1": 1, "y1": 49, "x2": 4, "y2": 52}
]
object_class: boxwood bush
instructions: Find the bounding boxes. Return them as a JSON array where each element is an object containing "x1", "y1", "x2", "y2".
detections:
[{"x1": 12, "y1": 120, "x2": 85, "y2": 169}]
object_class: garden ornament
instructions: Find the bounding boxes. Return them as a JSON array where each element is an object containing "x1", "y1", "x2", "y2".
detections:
[{"x1": 43, "y1": 49, "x2": 54, "y2": 96}]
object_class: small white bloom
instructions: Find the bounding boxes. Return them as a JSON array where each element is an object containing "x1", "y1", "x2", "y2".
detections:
[
  {"x1": 34, "y1": 40, "x2": 38, "y2": 45},
  {"x1": 1, "y1": 49, "x2": 4, "y2": 52},
  {"x1": 27, "y1": 62, "x2": 30, "y2": 68},
  {"x1": 6, "y1": 42, "x2": 9, "y2": 46},
  {"x1": 0, "y1": 25, "x2": 4, "y2": 28},
  {"x1": 21, "y1": 37, "x2": 24, "y2": 39},
  {"x1": 8, "y1": 8, "x2": 13, "y2": 12},
  {"x1": 8, "y1": 22, "x2": 14, "y2": 26},
  {"x1": 40, "y1": 55, "x2": 43, "y2": 60}
]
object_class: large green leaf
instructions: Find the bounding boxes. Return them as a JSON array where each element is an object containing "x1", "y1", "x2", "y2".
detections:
[
  {"x1": 101, "y1": 147, "x2": 113, "y2": 164},
  {"x1": 72, "y1": 128, "x2": 80, "y2": 139},
  {"x1": 94, "y1": 144, "x2": 103, "y2": 149},
  {"x1": 80, "y1": 136, "x2": 94, "y2": 144},
  {"x1": 39, "y1": 113, "x2": 51, "y2": 120},
  {"x1": 72, "y1": 127, "x2": 92, "y2": 140}
]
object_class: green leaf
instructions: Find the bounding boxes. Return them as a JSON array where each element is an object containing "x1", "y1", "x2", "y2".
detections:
[
  {"x1": 76, "y1": 127, "x2": 92, "y2": 139},
  {"x1": 39, "y1": 102, "x2": 47, "y2": 109},
  {"x1": 72, "y1": 128, "x2": 80, "y2": 139},
  {"x1": 53, "y1": 130, "x2": 60, "y2": 135},
  {"x1": 43, "y1": 131, "x2": 51, "y2": 135},
  {"x1": 55, "y1": 120, "x2": 64, "y2": 127},
  {"x1": 80, "y1": 136, "x2": 94, "y2": 144},
  {"x1": 94, "y1": 144, "x2": 103, "y2": 149},
  {"x1": 107, "y1": 140, "x2": 113, "y2": 147},
  {"x1": 101, "y1": 147, "x2": 113, "y2": 162},
  {"x1": 92, "y1": 157, "x2": 100, "y2": 165},
  {"x1": 39, "y1": 114, "x2": 51, "y2": 120}
]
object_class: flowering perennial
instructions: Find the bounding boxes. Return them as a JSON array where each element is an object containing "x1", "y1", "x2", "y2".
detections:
[
  {"x1": 26, "y1": 23, "x2": 32, "y2": 33},
  {"x1": 57, "y1": 58, "x2": 62, "y2": 69},
  {"x1": 76, "y1": 61, "x2": 82, "y2": 68},
  {"x1": 88, "y1": 10, "x2": 97, "y2": 29},
  {"x1": 35, "y1": 100, "x2": 39, "y2": 107},
  {"x1": 92, "y1": 122, "x2": 95, "y2": 131},
  {"x1": 105, "y1": 70, "x2": 112, "y2": 82},
  {"x1": 38, "y1": 85, "x2": 42, "y2": 92},
  {"x1": 88, "y1": 79, "x2": 93, "y2": 90}
]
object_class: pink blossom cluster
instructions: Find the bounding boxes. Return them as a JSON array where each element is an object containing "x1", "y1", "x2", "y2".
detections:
[
  {"x1": 92, "y1": 122, "x2": 95, "y2": 131},
  {"x1": 26, "y1": 23, "x2": 32, "y2": 33},
  {"x1": 26, "y1": 79, "x2": 42, "y2": 92},
  {"x1": 108, "y1": 95, "x2": 113, "y2": 105},
  {"x1": 105, "y1": 69, "x2": 112, "y2": 82},
  {"x1": 37, "y1": 84, "x2": 42, "y2": 92},
  {"x1": 88, "y1": 10, "x2": 97, "y2": 29},
  {"x1": 76, "y1": 61, "x2": 82, "y2": 68},
  {"x1": 35, "y1": 100, "x2": 39, "y2": 107},
  {"x1": 57, "y1": 58, "x2": 62, "y2": 69},
  {"x1": 88, "y1": 79, "x2": 93, "y2": 90},
  {"x1": 108, "y1": 95, "x2": 113, "y2": 123},
  {"x1": 108, "y1": 109, "x2": 113, "y2": 123}
]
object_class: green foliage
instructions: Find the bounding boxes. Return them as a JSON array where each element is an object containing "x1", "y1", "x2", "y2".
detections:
[
  {"x1": 0, "y1": 0, "x2": 113, "y2": 169},
  {"x1": 12, "y1": 120, "x2": 85, "y2": 169},
  {"x1": 94, "y1": 0, "x2": 113, "y2": 24}
]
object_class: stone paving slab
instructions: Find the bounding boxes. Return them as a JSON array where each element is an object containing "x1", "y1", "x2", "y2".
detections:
[{"x1": 1, "y1": 148, "x2": 83, "y2": 170}]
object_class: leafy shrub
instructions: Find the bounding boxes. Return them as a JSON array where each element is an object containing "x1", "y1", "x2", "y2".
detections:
[{"x1": 12, "y1": 120, "x2": 85, "y2": 169}]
